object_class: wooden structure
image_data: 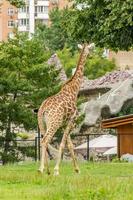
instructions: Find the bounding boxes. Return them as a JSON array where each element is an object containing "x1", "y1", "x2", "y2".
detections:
[{"x1": 102, "y1": 114, "x2": 133, "y2": 158}]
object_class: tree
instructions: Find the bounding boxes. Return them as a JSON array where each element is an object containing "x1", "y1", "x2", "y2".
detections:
[
  {"x1": 8, "y1": 0, "x2": 25, "y2": 7},
  {"x1": 84, "y1": 48, "x2": 116, "y2": 79},
  {"x1": 35, "y1": 8, "x2": 77, "y2": 52},
  {"x1": 57, "y1": 47, "x2": 116, "y2": 79},
  {"x1": 57, "y1": 47, "x2": 78, "y2": 77},
  {"x1": 0, "y1": 32, "x2": 60, "y2": 163},
  {"x1": 63, "y1": 0, "x2": 133, "y2": 50}
]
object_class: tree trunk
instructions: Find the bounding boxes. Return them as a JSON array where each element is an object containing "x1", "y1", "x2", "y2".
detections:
[{"x1": 3, "y1": 118, "x2": 11, "y2": 165}]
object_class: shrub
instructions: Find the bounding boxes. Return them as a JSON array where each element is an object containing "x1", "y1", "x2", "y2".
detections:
[{"x1": 17, "y1": 133, "x2": 29, "y2": 140}]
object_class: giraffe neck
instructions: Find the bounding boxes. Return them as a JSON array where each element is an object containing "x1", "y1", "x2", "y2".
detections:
[
  {"x1": 62, "y1": 44, "x2": 89, "y2": 98},
  {"x1": 72, "y1": 45, "x2": 88, "y2": 86}
]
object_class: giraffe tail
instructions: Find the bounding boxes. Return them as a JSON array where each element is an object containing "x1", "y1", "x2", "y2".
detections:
[{"x1": 37, "y1": 102, "x2": 46, "y2": 136}]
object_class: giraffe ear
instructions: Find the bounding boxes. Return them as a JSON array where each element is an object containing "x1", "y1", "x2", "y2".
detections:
[
  {"x1": 78, "y1": 44, "x2": 83, "y2": 49},
  {"x1": 88, "y1": 43, "x2": 95, "y2": 49}
]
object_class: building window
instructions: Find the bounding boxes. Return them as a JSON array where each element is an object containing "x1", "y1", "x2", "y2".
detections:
[
  {"x1": 8, "y1": 32, "x2": 14, "y2": 39},
  {"x1": 36, "y1": 6, "x2": 48, "y2": 14},
  {"x1": 38, "y1": 6, "x2": 43, "y2": 13},
  {"x1": 19, "y1": 7, "x2": 26, "y2": 13},
  {"x1": 19, "y1": 19, "x2": 29, "y2": 26},
  {"x1": 19, "y1": 6, "x2": 29, "y2": 13},
  {"x1": 8, "y1": 20, "x2": 14, "y2": 27},
  {"x1": 35, "y1": 6, "x2": 37, "y2": 13},
  {"x1": 44, "y1": 6, "x2": 48, "y2": 14},
  {"x1": 8, "y1": 8, "x2": 14, "y2": 15},
  {"x1": 27, "y1": 6, "x2": 29, "y2": 13}
]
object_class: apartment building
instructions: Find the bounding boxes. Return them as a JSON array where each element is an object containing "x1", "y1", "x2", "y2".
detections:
[
  {"x1": 18, "y1": 0, "x2": 49, "y2": 37},
  {"x1": 108, "y1": 50, "x2": 133, "y2": 70},
  {"x1": 0, "y1": 0, "x2": 70, "y2": 41},
  {"x1": 49, "y1": 0, "x2": 69, "y2": 11},
  {"x1": 0, "y1": 0, "x2": 17, "y2": 41}
]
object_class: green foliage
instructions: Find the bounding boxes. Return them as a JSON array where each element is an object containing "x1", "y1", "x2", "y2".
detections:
[
  {"x1": 75, "y1": 113, "x2": 85, "y2": 126},
  {"x1": 116, "y1": 105, "x2": 133, "y2": 117},
  {"x1": 35, "y1": 8, "x2": 77, "y2": 52},
  {"x1": 63, "y1": 0, "x2": 133, "y2": 50},
  {"x1": 77, "y1": 96, "x2": 88, "y2": 106},
  {"x1": 1, "y1": 149, "x2": 20, "y2": 164},
  {"x1": 57, "y1": 47, "x2": 116, "y2": 79},
  {"x1": 57, "y1": 47, "x2": 79, "y2": 77},
  {"x1": 17, "y1": 132, "x2": 29, "y2": 140},
  {"x1": 112, "y1": 157, "x2": 128, "y2": 163},
  {"x1": 0, "y1": 162, "x2": 133, "y2": 200},
  {"x1": 84, "y1": 49, "x2": 116, "y2": 79},
  {"x1": 0, "y1": 32, "x2": 60, "y2": 163},
  {"x1": 18, "y1": 146, "x2": 35, "y2": 158},
  {"x1": 8, "y1": 0, "x2": 25, "y2": 7}
]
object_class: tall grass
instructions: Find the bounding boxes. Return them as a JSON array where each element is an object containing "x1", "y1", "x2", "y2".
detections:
[{"x1": 0, "y1": 162, "x2": 133, "y2": 200}]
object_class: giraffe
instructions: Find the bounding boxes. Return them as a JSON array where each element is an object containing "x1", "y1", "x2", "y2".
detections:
[{"x1": 38, "y1": 43, "x2": 94, "y2": 175}]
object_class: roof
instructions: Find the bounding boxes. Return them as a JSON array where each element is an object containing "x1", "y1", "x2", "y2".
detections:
[
  {"x1": 102, "y1": 114, "x2": 133, "y2": 128},
  {"x1": 80, "y1": 70, "x2": 133, "y2": 94},
  {"x1": 75, "y1": 135, "x2": 117, "y2": 150},
  {"x1": 103, "y1": 147, "x2": 117, "y2": 155}
]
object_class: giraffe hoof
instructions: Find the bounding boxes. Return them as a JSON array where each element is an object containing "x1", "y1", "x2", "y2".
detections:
[
  {"x1": 75, "y1": 168, "x2": 80, "y2": 174},
  {"x1": 54, "y1": 170, "x2": 59, "y2": 176},
  {"x1": 47, "y1": 171, "x2": 51, "y2": 175},
  {"x1": 38, "y1": 168, "x2": 44, "y2": 174}
]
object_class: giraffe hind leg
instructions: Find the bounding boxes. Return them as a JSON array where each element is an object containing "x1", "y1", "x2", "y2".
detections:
[
  {"x1": 38, "y1": 144, "x2": 45, "y2": 173},
  {"x1": 54, "y1": 120, "x2": 74, "y2": 176},
  {"x1": 38, "y1": 127, "x2": 55, "y2": 175},
  {"x1": 38, "y1": 114, "x2": 63, "y2": 174}
]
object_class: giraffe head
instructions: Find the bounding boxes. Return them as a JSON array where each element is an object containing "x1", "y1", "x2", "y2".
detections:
[{"x1": 78, "y1": 43, "x2": 95, "y2": 55}]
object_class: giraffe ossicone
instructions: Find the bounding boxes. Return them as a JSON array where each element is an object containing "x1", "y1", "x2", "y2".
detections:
[{"x1": 38, "y1": 43, "x2": 94, "y2": 175}]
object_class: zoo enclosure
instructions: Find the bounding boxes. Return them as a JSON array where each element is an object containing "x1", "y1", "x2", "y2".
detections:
[
  {"x1": 0, "y1": 137, "x2": 39, "y2": 163},
  {"x1": 1, "y1": 132, "x2": 132, "y2": 163}
]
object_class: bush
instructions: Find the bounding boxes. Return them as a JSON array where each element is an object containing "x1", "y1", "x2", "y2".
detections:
[
  {"x1": 112, "y1": 157, "x2": 128, "y2": 163},
  {"x1": 57, "y1": 47, "x2": 116, "y2": 79},
  {"x1": 17, "y1": 133, "x2": 29, "y2": 140},
  {"x1": 85, "y1": 55, "x2": 116, "y2": 80}
]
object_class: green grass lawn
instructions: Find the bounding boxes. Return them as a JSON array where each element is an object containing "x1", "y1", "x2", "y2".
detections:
[{"x1": 0, "y1": 161, "x2": 133, "y2": 200}]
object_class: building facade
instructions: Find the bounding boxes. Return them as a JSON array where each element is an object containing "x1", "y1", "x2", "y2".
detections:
[
  {"x1": 108, "y1": 50, "x2": 133, "y2": 70},
  {"x1": 0, "y1": 0, "x2": 17, "y2": 41},
  {"x1": 18, "y1": 0, "x2": 49, "y2": 37},
  {"x1": 1, "y1": 1, "x2": 132, "y2": 71},
  {"x1": 49, "y1": 0, "x2": 68, "y2": 11},
  {"x1": 0, "y1": 0, "x2": 68, "y2": 41}
]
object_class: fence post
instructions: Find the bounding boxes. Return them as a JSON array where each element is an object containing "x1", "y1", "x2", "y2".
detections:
[
  {"x1": 117, "y1": 133, "x2": 120, "y2": 159},
  {"x1": 35, "y1": 137, "x2": 37, "y2": 161},
  {"x1": 37, "y1": 126, "x2": 41, "y2": 161},
  {"x1": 87, "y1": 135, "x2": 90, "y2": 161}
]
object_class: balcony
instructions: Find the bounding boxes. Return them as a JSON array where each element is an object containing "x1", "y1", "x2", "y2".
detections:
[
  {"x1": 35, "y1": 13, "x2": 48, "y2": 19},
  {"x1": 37, "y1": 1, "x2": 49, "y2": 6},
  {"x1": 18, "y1": 25, "x2": 29, "y2": 32},
  {"x1": 18, "y1": 12, "x2": 29, "y2": 19}
]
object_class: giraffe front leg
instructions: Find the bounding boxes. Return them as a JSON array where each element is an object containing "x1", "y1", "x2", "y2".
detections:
[{"x1": 67, "y1": 135, "x2": 80, "y2": 174}]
